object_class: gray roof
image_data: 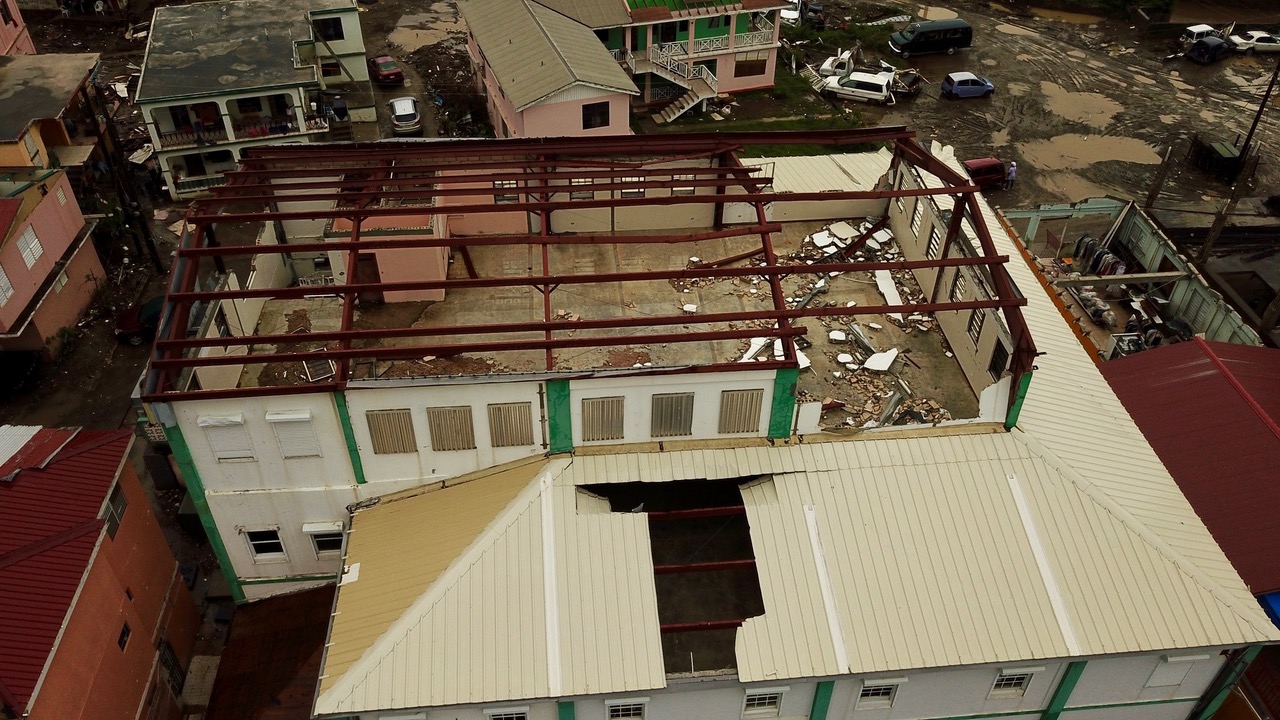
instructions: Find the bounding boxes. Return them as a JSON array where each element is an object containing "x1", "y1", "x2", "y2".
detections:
[
  {"x1": 135, "y1": 0, "x2": 353, "y2": 103},
  {"x1": 460, "y1": 0, "x2": 638, "y2": 111},
  {"x1": 0, "y1": 54, "x2": 99, "y2": 141},
  {"x1": 532, "y1": 0, "x2": 631, "y2": 29}
]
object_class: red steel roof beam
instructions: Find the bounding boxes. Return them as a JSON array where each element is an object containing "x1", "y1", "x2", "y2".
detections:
[
  {"x1": 653, "y1": 559, "x2": 757, "y2": 574},
  {"x1": 647, "y1": 505, "x2": 748, "y2": 520},
  {"x1": 659, "y1": 620, "x2": 746, "y2": 633}
]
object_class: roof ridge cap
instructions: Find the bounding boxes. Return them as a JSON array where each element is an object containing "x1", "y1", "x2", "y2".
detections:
[
  {"x1": 1011, "y1": 428, "x2": 1277, "y2": 637},
  {"x1": 527, "y1": 0, "x2": 587, "y2": 82},
  {"x1": 1193, "y1": 337, "x2": 1280, "y2": 442}
]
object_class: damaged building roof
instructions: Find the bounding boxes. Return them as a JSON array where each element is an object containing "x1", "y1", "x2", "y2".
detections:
[
  {"x1": 0, "y1": 54, "x2": 99, "y2": 142},
  {"x1": 458, "y1": 0, "x2": 638, "y2": 110},
  {"x1": 310, "y1": 141, "x2": 1280, "y2": 716},
  {"x1": 135, "y1": 0, "x2": 351, "y2": 103},
  {"x1": 529, "y1": 0, "x2": 633, "y2": 29}
]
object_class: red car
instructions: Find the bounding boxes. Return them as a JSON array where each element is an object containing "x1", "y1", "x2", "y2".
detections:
[{"x1": 368, "y1": 56, "x2": 406, "y2": 85}]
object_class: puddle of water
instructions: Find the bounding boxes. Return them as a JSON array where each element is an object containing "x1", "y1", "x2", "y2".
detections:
[
  {"x1": 1159, "y1": 114, "x2": 1178, "y2": 124},
  {"x1": 1040, "y1": 81, "x2": 1123, "y2": 129},
  {"x1": 1016, "y1": 53, "x2": 1036, "y2": 62},
  {"x1": 1035, "y1": 171, "x2": 1116, "y2": 203},
  {"x1": 1169, "y1": 78, "x2": 1193, "y2": 91},
  {"x1": 391, "y1": 12, "x2": 465, "y2": 51},
  {"x1": 982, "y1": 58, "x2": 999, "y2": 66},
  {"x1": 1200, "y1": 109, "x2": 1217, "y2": 122},
  {"x1": 1067, "y1": 50, "x2": 1087, "y2": 59},
  {"x1": 1017, "y1": 134, "x2": 1162, "y2": 170},
  {"x1": 1030, "y1": 7, "x2": 1103, "y2": 24},
  {"x1": 1133, "y1": 74, "x2": 1157, "y2": 85},
  {"x1": 1005, "y1": 81, "x2": 1031, "y2": 97},
  {"x1": 919, "y1": 6, "x2": 958, "y2": 20},
  {"x1": 989, "y1": 3, "x2": 1012, "y2": 12},
  {"x1": 991, "y1": 128, "x2": 1010, "y2": 146},
  {"x1": 995, "y1": 23, "x2": 1039, "y2": 36}
]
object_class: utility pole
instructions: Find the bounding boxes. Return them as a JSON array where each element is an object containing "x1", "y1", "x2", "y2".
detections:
[
  {"x1": 1238, "y1": 54, "x2": 1280, "y2": 163},
  {"x1": 1197, "y1": 154, "x2": 1258, "y2": 263},
  {"x1": 1143, "y1": 145, "x2": 1173, "y2": 210}
]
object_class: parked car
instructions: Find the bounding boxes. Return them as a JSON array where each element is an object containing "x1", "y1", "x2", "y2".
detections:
[
  {"x1": 1229, "y1": 30, "x2": 1280, "y2": 54},
  {"x1": 822, "y1": 71, "x2": 896, "y2": 105},
  {"x1": 961, "y1": 157, "x2": 1007, "y2": 190},
  {"x1": 889, "y1": 18, "x2": 973, "y2": 58},
  {"x1": 368, "y1": 55, "x2": 406, "y2": 84},
  {"x1": 800, "y1": 0, "x2": 825, "y2": 30},
  {"x1": 114, "y1": 296, "x2": 164, "y2": 346},
  {"x1": 780, "y1": 0, "x2": 800, "y2": 25},
  {"x1": 388, "y1": 96, "x2": 422, "y2": 135},
  {"x1": 1180, "y1": 23, "x2": 1223, "y2": 45},
  {"x1": 940, "y1": 71, "x2": 994, "y2": 99},
  {"x1": 1186, "y1": 37, "x2": 1234, "y2": 64}
]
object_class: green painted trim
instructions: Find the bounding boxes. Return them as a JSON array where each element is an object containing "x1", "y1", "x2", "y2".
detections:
[
  {"x1": 809, "y1": 681, "x2": 834, "y2": 720},
  {"x1": 334, "y1": 391, "x2": 367, "y2": 484},
  {"x1": 1042, "y1": 661, "x2": 1086, "y2": 720},
  {"x1": 1004, "y1": 371, "x2": 1033, "y2": 430},
  {"x1": 557, "y1": 700, "x2": 575, "y2": 720},
  {"x1": 240, "y1": 573, "x2": 340, "y2": 586},
  {"x1": 546, "y1": 379, "x2": 573, "y2": 454},
  {"x1": 163, "y1": 423, "x2": 246, "y2": 604},
  {"x1": 1191, "y1": 645, "x2": 1262, "y2": 720},
  {"x1": 767, "y1": 367, "x2": 799, "y2": 439},
  {"x1": 931, "y1": 695, "x2": 1198, "y2": 720}
]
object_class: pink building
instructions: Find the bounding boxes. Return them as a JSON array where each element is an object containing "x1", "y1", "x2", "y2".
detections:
[
  {"x1": 0, "y1": 0, "x2": 35, "y2": 56},
  {"x1": 0, "y1": 168, "x2": 104, "y2": 355},
  {"x1": 459, "y1": 0, "x2": 786, "y2": 135}
]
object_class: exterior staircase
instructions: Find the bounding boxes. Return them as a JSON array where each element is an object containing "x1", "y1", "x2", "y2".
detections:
[{"x1": 632, "y1": 48, "x2": 720, "y2": 124}]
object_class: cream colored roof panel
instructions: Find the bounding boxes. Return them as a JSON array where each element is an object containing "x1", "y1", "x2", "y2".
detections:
[
  {"x1": 459, "y1": 0, "x2": 637, "y2": 112},
  {"x1": 746, "y1": 150, "x2": 892, "y2": 195},
  {"x1": 532, "y1": 0, "x2": 632, "y2": 30}
]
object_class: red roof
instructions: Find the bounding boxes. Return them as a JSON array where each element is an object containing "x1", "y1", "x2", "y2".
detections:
[
  {"x1": 0, "y1": 198, "x2": 19, "y2": 241},
  {"x1": 0, "y1": 429, "x2": 132, "y2": 714},
  {"x1": 1101, "y1": 338, "x2": 1280, "y2": 594}
]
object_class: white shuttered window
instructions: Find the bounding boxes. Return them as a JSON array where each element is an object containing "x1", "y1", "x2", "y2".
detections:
[
  {"x1": 198, "y1": 414, "x2": 254, "y2": 461},
  {"x1": 266, "y1": 410, "x2": 321, "y2": 458},
  {"x1": 0, "y1": 266, "x2": 12, "y2": 306},
  {"x1": 17, "y1": 226, "x2": 42, "y2": 268}
]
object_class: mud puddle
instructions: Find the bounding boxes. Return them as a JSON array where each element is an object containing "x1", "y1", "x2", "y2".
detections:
[
  {"x1": 1017, "y1": 134, "x2": 1162, "y2": 169},
  {"x1": 1034, "y1": 171, "x2": 1117, "y2": 202},
  {"x1": 919, "y1": 5, "x2": 958, "y2": 20},
  {"x1": 1029, "y1": 7, "x2": 1102, "y2": 24},
  {"x1": 995, "y1": 23, "x2": 1038, "y2": 36},
  {"x1": 1040, "y1": 81, "x2": 1122, "y2": 128}
]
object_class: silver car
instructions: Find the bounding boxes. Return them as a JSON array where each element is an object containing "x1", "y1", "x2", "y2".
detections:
[{"x1": 388, "y1": 96, "x2": 422, "y2": 136}]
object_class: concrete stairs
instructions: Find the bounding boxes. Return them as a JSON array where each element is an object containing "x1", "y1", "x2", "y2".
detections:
[{"x1": 635, "y1": 56, "x2": 719, "y2": 124}]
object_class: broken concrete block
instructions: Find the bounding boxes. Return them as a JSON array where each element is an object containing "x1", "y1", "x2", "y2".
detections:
[
  {"x1": 829, "y1": 330, "x2": 847, "y2": 343},
  {"x1": 868, "y1": 322, "x2": 883, "y2": 330},
  {"x1": 836, "y1": 353, "x2": 854, "y2": 364},
  {"x1": 682, "y1": 303, "x2": 698, "y2": 313}
]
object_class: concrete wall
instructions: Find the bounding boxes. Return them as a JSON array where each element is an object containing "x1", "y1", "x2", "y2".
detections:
[
  {"x1": 358, "y1": 650, "x2": 1227, "y2": 720},
  {"x1": 523, "y1": 90, "x2": 634, "y2": 138},
  {"x1": 28, "y1": 457, "x2": 199, "y2": 720},
  {"x1": 330, "y1": 215, "x2": 447, "y2": 302},
  {"x1": 0, "y1": 173, "x2": 91, "y2": 333},
  {"x1": 30, "y1": 233, "x2": 104, "y2": 348}
]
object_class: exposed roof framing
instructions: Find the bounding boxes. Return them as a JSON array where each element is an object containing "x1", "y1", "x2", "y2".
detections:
[{"x1": 143, "y1": 128, "x2": 1036, "y2": 402}]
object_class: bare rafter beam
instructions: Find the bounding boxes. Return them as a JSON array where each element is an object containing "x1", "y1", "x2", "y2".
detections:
[
  {"x1": 653, "y1": 559, "x2": 757, "y2": 574},
  {"x1": 659, "y1": 620, "x2": 745, "y2": 633}
]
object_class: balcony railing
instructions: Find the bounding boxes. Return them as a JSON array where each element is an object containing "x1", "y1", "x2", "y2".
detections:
[
  {"x1": 156, "y1": 126, "x2": 230, "y2": 150},
  {"x1": 611, "y1": 47, "x2": 636, "y2": 74},
  {"x1": 650, "y1": 85, "x2": 684, "y2": 101},
  {"x1": 693, "y1": 35, "x2": 730, "y2": 53},
  {"x1": 174, "y1": 174, "x2": 229, "y2": 194},
  {"x1": 649, "y1": 45, "x2": 719, "y2": 94},
  {"x1": 734, "y1": 28, "x2": 775, "y2": 48},
  {"x1": 231, "y1": 114, "x2": 329, "y2": 139}
]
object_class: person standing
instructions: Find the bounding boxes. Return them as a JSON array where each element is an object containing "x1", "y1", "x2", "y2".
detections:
[{"x1": 1004, "y1": 161, "x2": 1018, "y2": 190}]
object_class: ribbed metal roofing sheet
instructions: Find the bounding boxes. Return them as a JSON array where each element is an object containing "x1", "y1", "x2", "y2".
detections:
[{"x1": 745, "y1": 150, "x2": 892, "y2": 195}]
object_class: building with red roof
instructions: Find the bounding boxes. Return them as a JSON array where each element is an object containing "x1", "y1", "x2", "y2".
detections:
[{"x1": 0, "y1": 427, "x2": 199, "y2": 720}]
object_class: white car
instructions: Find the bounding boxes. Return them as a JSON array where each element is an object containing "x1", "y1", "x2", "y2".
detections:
[
  {"x1": 1229, "y1": 30, "x2": 1280, "y2": 54},
  {"x1": 780, "y1": 0, "x2": 800, "y2": 25},
  {"x1": 821, "y1": 71, "x2": 896, "y2": 105}
]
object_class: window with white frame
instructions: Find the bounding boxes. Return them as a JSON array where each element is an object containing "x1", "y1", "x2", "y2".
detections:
[
  {"x1": 989, "y1": 670, "x2": 1035, "y2": 698},
  {"x1": 926, "y1": 227, "x2": 942, "y2": 259},
  {"x1": 671, "y1": 174, "x2": 697, "y2": 196},
  {"x1": 244, "y1": 528, "x2": 287, "y2": 562},
  {"x1": 742, "y1": 689, "x2": 785, "y2": 717},
  {"x1": 493, "y1": 179, "x2": 518, "y2": 203},
  {"x1": 310, "y1": 532, "x2": 344, "y2": 556},
  {"x1": 56, "y1": 186, "x2": 68, "y2": 205},
  {"x1": 485, "y1": 708, "x2": 528, "y2": 720},
  {"x1": 52, "y1": 269, "x2": 69, "y2": 293},
  {"x1": 0, "y1": 265, "x2": 14, "y2": 306},
  {"x1": 909, "y1": 202, "x2": 924, "y2": 234},
  {"x1": 198, "y1": 415, "x2": 254, "y2": 461},
  {"x1": 606, "y1": 700, "x2": 647, "y2": 720},
  {"x1": 17, "y1": 226, "x2": 43, "y2": 268},
  {"x1": 967, "y1": 309, "x2": 984, "y2": 345},
  {"x1": 569, "y1": 178, "x2": 594, "y2": 200},
  {"x1": 856, "y1": 679, "x2": 904, "y2": 710},
  {"x1": 620, "y1": 176, "x2": 645, "y2": 198},
  {"x1": 950, "y1": 272, "x2": 967, "y2": 302},
  {"x1": 266, "y1": 410, "x2": 322, "y2": 458}
]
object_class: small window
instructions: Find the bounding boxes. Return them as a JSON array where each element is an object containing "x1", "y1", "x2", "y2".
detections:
[
  {"x1": 910, "y1": 202, "x2": 924, "y2": 234},
  {"x1": 320, "y1": 59, "x2": 342, "y2": 78},
  {"x1": 310, "y1": 532, "x2": 344, "y2": 556},
  {"x1": 989, "y1": 342, "x2": 1010, "y2": 381},
  {"x1": 245, "y1": 529, "x2": 287, "y2": 562},
  {"x1": 990, "y1": 671, "x2": 1034, "y2": 698},
  {"x1": 671, "y1": 174, "x2": 696, "y2": 196},
  {"x1": 950, "y1": 272, "x2": 967, "y2": 302},
  {"x1": 200, "y1": 416, "x2": 254, "y2": 461},
  {"x1": 56, "y1": 186, "x2": 68, "y2": 205},
  {"x1": 494, "y1": 179, "x2": 519, "y2": 203},
  {"x1": 366, "y1": 409, "x2": 416, "y2": 454},
  {"x1": 52, "y1": 269, "x2": 69, "y2": 293},
  {"x1": 620, "y1": 176, "x2": 645, "y2": 199},
  {"x1": 314, "y1": 16, "x2": 344, "y2": 41},
  {"x1": 0, "y1": 0, "x2": 12, "y2": 27},
  {"x1": 1147, "y1": 654, "x2": 1208, "y2": 688},
  {"x1": 743, "y1": 690, "x2": 784, "y2": 717},
  {"x1": 267, "y1": 411, "x2": 322, "y2": 458},
  {"x1": 488, "y1": 402, "x2": 534, "y2": 447},
  {"x1": 967, "y1": 309, "x2": 984, "y2": 345},
  {"x1": 857, "y1": 681, "x2": 902, "y2": 710},
  {"x1": 582, "y1": 101, "x2": 610, "y2": 130},
  {"x1": 734, "y1": 50, "x2": 767, "y2": 77},
  {"x1": 708, "y1": 15, "x2": 724, "y2": 28},
  {"x1": 486, "y1": 710, "x2": 528, "y2": 720},
  {"x1": 607, "y1": 702, "x2": 646, "y2": 720},
  {"x1": 926, "y1": 227, "x2": 942, "y2": 259},
  {"x1": 235, "y1": 97, "x2": 263, "y2": 114},
  {"x1": 719, "y1": 388, "x2": 763, "y2": 434},
  {"x1": 0, "y1": 266, "x2": 12, "y2": 306},
  {"x1": 117, "y1": 622, "x2": 131, "y2": 651},
  {"x1": 582, "y1": 396, "x2": 624, "y2": 442},
  {"x1": 651, "y1": 392, "x2": 694, "y2": 438},
  {"x1": 569, "y1": 178, "x2": 594, "y2": 200},
  {"x1": 17, "y1": 226, "x2": 43, "y2": 268},
  {"x1": 103, "y1": 484, "x2": 128, "y2": 539},
  {"x1": 425, "y1": 406, "x2": 477, "y2": 451}
]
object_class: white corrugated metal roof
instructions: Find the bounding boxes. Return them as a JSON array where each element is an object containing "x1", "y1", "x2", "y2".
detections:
[
  {"x1": 745, "y1": 150, "x2": 892, "y2": 195},
  {"x1": 315, "y1": 147, "x2": 1280, "y2": 716},
  {"x1": 0, "y1": 426, "x2": 41, "y2": 468}
]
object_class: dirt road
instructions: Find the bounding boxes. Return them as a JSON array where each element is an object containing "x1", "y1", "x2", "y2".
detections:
[{"x1": 850, "y1": 1, "x2": 1280, "y2": 206}]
